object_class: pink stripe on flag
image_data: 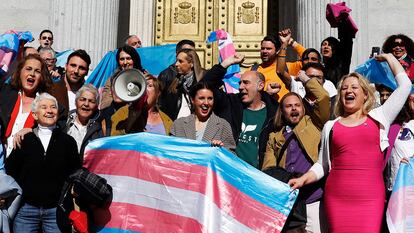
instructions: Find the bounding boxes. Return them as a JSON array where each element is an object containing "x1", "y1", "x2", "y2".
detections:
[
  {"x1": 224, "y1": 83, "x2": 237, "y2": 93},
  {"x1": 84, "y1": 149, "x2": 286, "y2": 231},
  {"x1": 387, "y1": 186, "x2": 414, "y2": 223},
  {"x1": 215, "y1": 29, "x2": 228, "y2": 40},
  {"x1": 219, "y1": 43, "x2": 236, "y2": 60},
  {"x1": 95, "y1": 202, "x2": 205, "y2": 233}
]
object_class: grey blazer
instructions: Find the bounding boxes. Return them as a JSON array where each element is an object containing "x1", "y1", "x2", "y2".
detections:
[{"x1": 171, "y1": 113, "x2": 236, "y2": 152}]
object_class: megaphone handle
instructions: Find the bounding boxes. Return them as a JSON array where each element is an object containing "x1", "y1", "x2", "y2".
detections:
[
  {"x1": 131, "y1": 92, "x2": 148, "y2": 111},
  {"x1": 125, "y1": 92, "x2": 148, "y2": 133}
]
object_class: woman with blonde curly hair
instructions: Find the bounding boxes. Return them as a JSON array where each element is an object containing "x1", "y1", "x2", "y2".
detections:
[{"x1": 288, "y1": 53, "x2": 412, "y2": 232}]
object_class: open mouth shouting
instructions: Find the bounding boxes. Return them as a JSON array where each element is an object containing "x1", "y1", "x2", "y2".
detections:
[
  {"x1": 79, "y1": 106, "x2": 92, "y2": 114},
  {"x1": 77, "y1": 104, "x2": 96, "y2": 120},
  {"x1": 239, "y1": 92, "x2": 251, "y2": 103},
  {"x1": 289, "y1": 111, "x2": 301, "y2": 123},
  {"x1": 26, "y1": 77, "x2": 36, "y2": 86},
  {"x1": 22, "y1": 74, "x2": 40, "y2": 93},
  {"x1": 344, "y1": 94, "x2": 355, "y2": 103},
  {"x1": 322, "y1": 48, "x2": 330, "y2": 56}
]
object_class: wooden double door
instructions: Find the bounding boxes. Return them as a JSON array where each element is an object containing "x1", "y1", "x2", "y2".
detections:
[{"x1": 155, "y1": 0, "x2": 268, "y2": 69}]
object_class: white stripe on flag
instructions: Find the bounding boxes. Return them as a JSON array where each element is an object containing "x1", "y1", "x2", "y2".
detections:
[
  {"x1": 101, "y1": 174, "x2": 256, "y2": 233},
  {"x1": 218, "y1": 34, "x2": 233, "y2": 51}
]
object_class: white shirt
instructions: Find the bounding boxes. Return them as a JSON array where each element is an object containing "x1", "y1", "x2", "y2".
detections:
[
  {"x1": 176, "y1": 93, "x2": 192, "y2": 119},
  {"x1": 290, "y1": 76, "x2": 337, "y2": 98},
  {"x1": 6, "y1": 96, "x2": 30, "y2": 157},
  {"x1": 388, "y1": 120, "x2": 414, "y2": 190},
  {"x1": 67, "y1": 119, "x2": 87, "y2": 153},
  {"x1": 68, "y1": 91, "x2": 77, "y2": 112},
  {"x1": 38, "y1": 125, "x2": 55, "y2": 152}
]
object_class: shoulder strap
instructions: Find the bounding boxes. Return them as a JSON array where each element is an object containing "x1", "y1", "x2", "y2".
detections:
[{"x1": 276, "y1": 133, "x2": 295, "y2": 166}]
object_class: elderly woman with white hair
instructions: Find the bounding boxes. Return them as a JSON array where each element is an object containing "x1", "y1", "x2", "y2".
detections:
[
  {"x1": 5, "y1": 93, "x2": 80, "y2": 233},
  {"x1": 65, "y1": 84, "x2": 104, "y2": 157}
]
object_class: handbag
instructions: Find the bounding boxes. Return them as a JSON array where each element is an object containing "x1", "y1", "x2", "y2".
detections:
[
  {"x1": 57, "y1": 168, "x2": 113, "y2": 233},
  {"x1": 65, "y1": 168, "x2": 113, "y2": 207}
]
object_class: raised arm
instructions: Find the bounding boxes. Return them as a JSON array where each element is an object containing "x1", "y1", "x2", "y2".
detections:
[
  {"x1": 203, "y1": 53, "x2": 245, "y2": 89},
  {"x1": 291, "y1": 39, "x2": 306, "y2": 59},
  {"x1": 276, "y1": 28, "x2": 292, "y2": 89},
  {"x1": 375, "y1": 53, "x2": 412, "y2": 125},
  {"x1": 299, "y1": 72, "x2": 330, "y2": 129},
  {"x1": 338, "y1": 22, "x2": 354, "y2": 74},
  {"x1": 285, "y1": 39, "x2": 306, "y2": 77}
]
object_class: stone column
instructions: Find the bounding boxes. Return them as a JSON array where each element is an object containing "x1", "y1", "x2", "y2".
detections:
[
  {"x1": 282, "y1": 0, "x2": 369, "y2": 69},
  {"x1": 129, "y1": 0, "x2": 155, "y2": 47},
  {"x1": 50, "y1": 0, "x2": 120, "y2": 69}
]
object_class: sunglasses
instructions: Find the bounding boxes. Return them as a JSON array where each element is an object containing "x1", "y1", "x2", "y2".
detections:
[
  {"x1": 393, "y1": 41, "x2": 405, "y2": 47},
  {"x1": 41, "y1": 36, "x2": 53, "y2": 40}
]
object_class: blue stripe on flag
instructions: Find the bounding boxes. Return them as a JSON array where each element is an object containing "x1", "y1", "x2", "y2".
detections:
[{"x1": 392, "y1": 157, "x2": 414, "y2": 192}]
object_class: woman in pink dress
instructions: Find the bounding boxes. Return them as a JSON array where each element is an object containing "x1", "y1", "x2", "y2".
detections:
[{"x1": 288, "y1": 53, "x2": 412, "y2": 233}]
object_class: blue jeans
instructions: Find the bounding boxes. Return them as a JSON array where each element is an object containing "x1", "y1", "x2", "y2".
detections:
[{"x1": 13, "y1": 203, "x2": 61, "y2": 233}]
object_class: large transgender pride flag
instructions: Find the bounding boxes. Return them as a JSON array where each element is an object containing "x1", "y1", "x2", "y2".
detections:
[
  {"x1": 83, "y1": 133, "x2": 298, "y2": 233},
  {"x1": 386, "y1": 157, "x2": 414, "y2": 233}
]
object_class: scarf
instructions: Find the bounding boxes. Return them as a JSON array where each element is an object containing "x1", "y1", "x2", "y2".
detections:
[{"x1": 4, "y1": 93, "x2": 35, "y2": 141}]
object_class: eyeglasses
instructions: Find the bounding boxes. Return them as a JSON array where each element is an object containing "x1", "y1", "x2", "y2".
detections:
[
  {"x1": 44, "y1": 58, "x2": 56, "y2": 63},
  {"x1": 41, "y1": 36, "x2": 53, "y2": 40}
]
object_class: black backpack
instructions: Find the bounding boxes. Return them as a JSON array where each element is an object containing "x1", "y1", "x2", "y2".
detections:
[{"x1": 263, "y1": 167, "x2": 307, "y2": 230}]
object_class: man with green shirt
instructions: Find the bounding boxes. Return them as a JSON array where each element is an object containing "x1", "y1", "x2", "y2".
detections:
[{"x1": 205, "y1": 65, "x2": 279, "y2": 168}]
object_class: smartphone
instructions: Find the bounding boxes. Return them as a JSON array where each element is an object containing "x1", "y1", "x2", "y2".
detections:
[{"x1": 371, "y1": 47, "x2": 380, "y2": 57}]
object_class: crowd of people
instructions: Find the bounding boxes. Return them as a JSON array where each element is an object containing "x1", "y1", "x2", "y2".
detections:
[{"x1": 0, "y1": 18, "x2": 413, "y2": 233}]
